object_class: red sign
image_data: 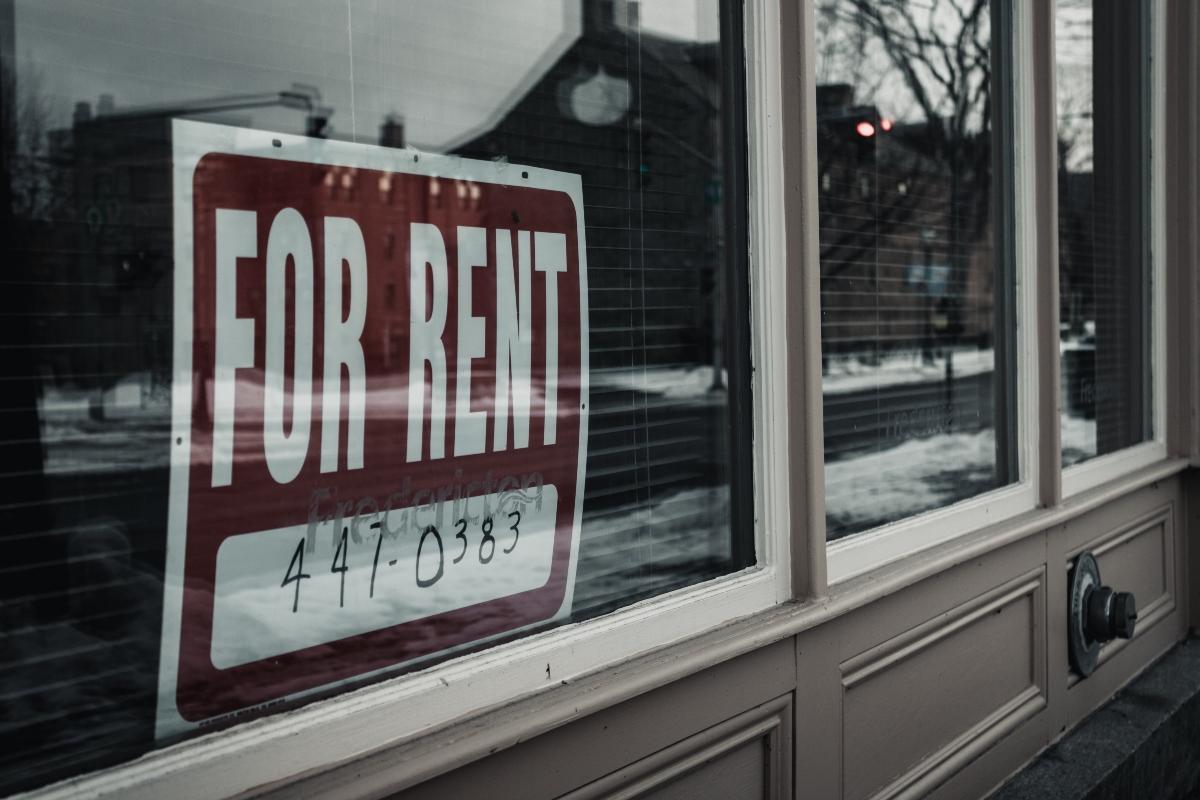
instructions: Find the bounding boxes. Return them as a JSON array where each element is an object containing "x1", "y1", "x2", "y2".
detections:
[{"x1": 158, "y1": 120, "x2": 588, "y2": 733}]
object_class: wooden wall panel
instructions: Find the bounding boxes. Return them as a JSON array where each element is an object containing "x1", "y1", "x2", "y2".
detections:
[
  {"x1": 299, "y1": 479, "x2": 1186, "y2": 800},
  {"x1": 392, "y1": 641, "x2": 794, "y2": 800},
  {"x1": 1058, "y1": 482, "x2": 1187, "y2": 728},
  {"x1": 641, "y1": 741, "x2": 764, "y2": 800},
  {"x1": 839, "y1": 570, "x2": 1047, "y2": 800},
  {"x1": 563, "y1": 694, "x2": 791, "y2": 800},
  {"x1": 1091, "y1": 507, "x2": 1174, "y2": 646}
]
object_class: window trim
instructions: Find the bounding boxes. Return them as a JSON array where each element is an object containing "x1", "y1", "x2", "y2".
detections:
[
  {"x1": 22, "y1": 2, "x2": 795, "y2": 797},
  {"x1": 823, "y1": 0, "x2": 1177, "y2": 582},
  {"x1": 1059, "y1": 0, "x2": 1169, "y2": 497},
  {"x1": 824, "y1": 0, "x2": 1042, "y2": 584},
  {"x1": 17, "y1": 0, "x2": 1184, "y2": 795}
]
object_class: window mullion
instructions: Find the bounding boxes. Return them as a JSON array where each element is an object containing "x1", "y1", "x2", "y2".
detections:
[
  {"x1": 782, "y1": 0, "x2": 828, "y2": 599},
  {"x1": 1031, "y1": 0, "x2": 1063, "y2": 508}
]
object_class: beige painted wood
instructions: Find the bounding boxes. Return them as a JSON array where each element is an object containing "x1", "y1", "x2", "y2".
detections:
[
  {"x1": 790, "y1": 481, "x2": 1185, "y2": 800},
  {"x1": 922, "y1": 715, "x2": 1047, "y2": 800},
  {"x1": 639, "y1": 741, "x2": 764, "y2": 800},
  {"x1": 253, "y1": 3, "x2": 1200, "y2": 796},
  {"x1": 790, "y1": 533, "x2": 1051, "y2": 800},
  {"x1": 791, "y1": 621, "x2": 845, "y2": 800},
  {"x1": 1058, "y1": 481, "x2": 1188, "y2": 729},
  {"x1": 1086, "y1": 509, "x2": 1173, "y2": 637},
  {"x1": 382, "y1": 642, "x2": 794, "y2": 800},
  {"x1": 1048, "y1": 478, "x2": 1186, "y2": 737},
  {"x1": 1032, "y1": 0, "x2": 1063, "y2": 508},
  {"x1": 11, "y1": 3, "x2": 1196, "y2": 800},
  {"x1": 817, "y1": 530, "x2": 1048, "y2": 660},
  {"x1": 240, "y1": 478, "x2": 1191, "y2": 800},
  {"x1": 780, "y1": 0, "x2": 828, "y2": 599},
  {"x1": 560, "y1": 695, "x2": 792, "y2": 800},
  {"x1": 237, "y1": 471, "x2": 1190, "y2": 800},
  {"x1": 840, "y1": 572, "x2": 1045, "y2": 800}
]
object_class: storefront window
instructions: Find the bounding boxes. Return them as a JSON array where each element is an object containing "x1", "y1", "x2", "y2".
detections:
[
  {"x1": 0, "y1": 0, "x2": 752, "y2": 792},
  {"x1": 1056, "y1": 0, "x2": 1153, "y2": 467},
  {"x1": 814, "y1": 0, "x2": 1017, "y2": 540}
]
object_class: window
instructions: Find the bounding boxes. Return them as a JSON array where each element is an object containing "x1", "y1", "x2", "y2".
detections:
[
  {"x1": 816, "y1": 0, "x2": 1168, "y2": 576},
  {"x1": 0, "y1": 0, "x2": 1180, "y2": 795},
  {"x1": 813, "y1": 0, "x2": 1019, "y2": 541},
  {"x1": 1056, "y1": 0, "x2": 1154, "y2": 468},
  {"x1": 0, "y1": 1, "x2": 757, "y2": 792}
]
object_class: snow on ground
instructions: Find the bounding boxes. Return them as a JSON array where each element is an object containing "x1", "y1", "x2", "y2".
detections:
[
  {"x1": 1061, "y1": 412, "x2": 1097, "y2": 466},
  {"x1": 822, "y1": 348, "x2": 994, "y2": 396},
  {"x1": 40, "y1": 376, "x2": 171, "y2": 476},
  {"x1": 590, "y1": 365, "x2": 728, "y2": 400},
  {"x1": 825, "y1": 411, "x2": 1102, "y2": 537},
  {"x1": 34, "y1": 357, "x2": 1105, "y2": 542},
  {"x1": 825, "y1": 427, "x2": 998, "y2": 537},
  {"x1": 592, "y1": 349, "x2": 992, "y2": 400},
  {"x1": 574, "y1": 485, "x2": 731, "y2": 613}
]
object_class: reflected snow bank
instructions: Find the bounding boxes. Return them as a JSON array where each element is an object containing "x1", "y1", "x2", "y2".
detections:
[
  {"x1": 591, "y1": 365, "x2": 726, "y2": 400},
  {"x1": 822, "y1": 348, "x2": 994, "y2": 396},
  {"x1": 826, "y1": 428, "x2": 996, "y2": 537},
  {"x1": 575, "y1": 486, "x2": 731, "y2": 615}
]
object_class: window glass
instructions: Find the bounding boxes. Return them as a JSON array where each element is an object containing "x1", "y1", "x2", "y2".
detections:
[
  {"x1": 814, "y1": 0, "x2": 1017, "y2": 540},
  {"x1": 1056, "y1": 0, "x2": 1152, "y2": 467},
  {"x1": 0, "y1": 0, "x2": 752, "y2": 792}
]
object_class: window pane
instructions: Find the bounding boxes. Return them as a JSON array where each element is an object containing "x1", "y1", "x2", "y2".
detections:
[
  {"x1": 1056, "y1": 0, "x2": 1152, "y2": 466},
  {"x1": 0, "y1": 0, "x2": 752, "y2": 791},
  {"x1": 815, "y1": 0, "x2": 1016, "y2": 540}
]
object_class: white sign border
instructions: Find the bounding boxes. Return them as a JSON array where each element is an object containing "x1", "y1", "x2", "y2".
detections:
[{"x1": 156, "y1": 119, "x2": 590, "y2": 739}]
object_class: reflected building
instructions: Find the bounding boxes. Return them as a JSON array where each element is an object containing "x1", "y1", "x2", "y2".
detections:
[
  {"x1": 816, "y1": 81, "x2": 1000, "y2": 485},
  {"x1": 453, "y1": 1, "x2": 741, "y2": 613},
  {"x1": 816, "y1": 82, "x2": 996, "y2": 362},
  {"x1": 1, "y1": 12, "x2": 741, "y2": 787}
]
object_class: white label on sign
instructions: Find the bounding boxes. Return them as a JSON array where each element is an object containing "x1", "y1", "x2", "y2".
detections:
[{"x1": 211, "y1": 485, "x2": 559, "y2": 669}]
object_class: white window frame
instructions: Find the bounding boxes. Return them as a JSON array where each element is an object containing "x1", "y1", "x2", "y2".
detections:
[
  {"x1": 825, "y1": 1, "x2": 1042, "y2": 584},
  {"x1": 25, "y1": 3, "x2": 794, "y2": 799},
  {"x1": 824, "y1": 0, "x2": 1173, "y2": 582},
  {"x1": 1060, "y1": 0, "x2": 1169, "y2": 497}
]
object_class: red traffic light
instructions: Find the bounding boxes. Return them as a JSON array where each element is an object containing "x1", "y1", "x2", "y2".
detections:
[{"x1": 855, "y1": 120, "x2": 876, "y2": 137}]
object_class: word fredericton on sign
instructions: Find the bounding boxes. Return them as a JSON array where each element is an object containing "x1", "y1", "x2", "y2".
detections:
[{"x1": 157, "y1": 121, "x2": 589, "y2": 734}]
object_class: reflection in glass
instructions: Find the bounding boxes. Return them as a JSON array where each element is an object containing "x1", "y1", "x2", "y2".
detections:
[
  {"x1": 1056, "y1": 0, "x2": 1152, "y2": 466},
  {"x1": 815, "y1": 0, "x2": 1015, "y2": 540},
  {"x1": 0, "y1": 0, "x2": 749, "y2": 791}
]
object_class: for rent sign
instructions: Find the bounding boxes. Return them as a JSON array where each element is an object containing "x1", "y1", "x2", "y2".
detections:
[{"x1": 157, "y1": 121, "x2": 588, "y2": 734}]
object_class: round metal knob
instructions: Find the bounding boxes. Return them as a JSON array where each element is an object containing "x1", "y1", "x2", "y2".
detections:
[
  {"x1": 1069, "y1": 552, "x2": 1138, "y2": 677},
  {"x1": 1084, "y1": 586, "x2": 1137, "y2": 643},
  {"x1": 1085, "y1": 586, "x2": 1114, "y2": 641},
  {"x1": 1111, "y1": 591, "x2": 1137, "y2": 640}
]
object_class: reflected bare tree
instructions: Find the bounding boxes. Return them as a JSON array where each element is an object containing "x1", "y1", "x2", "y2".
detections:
[
  {"x1": 3, "y1": 61, "x2": 67, "y2": 220},
  {"x1": 0, "y1": 56, "x2": 57, "y2": 623},
  {"x1": 815, "y1": 0, "x2": 994, "y2": 351},
  {"x1": 817, "y1": 0, "x2": 1009, "y2": 541}
]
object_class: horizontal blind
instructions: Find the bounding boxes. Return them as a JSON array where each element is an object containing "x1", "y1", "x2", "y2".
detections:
[
  {"x1": 1055, "y1": 0, "x2": 1152, "y2": 467},
  {"x1": 453, "y1": 16, "x2": 747, "y2": 619},
  {"x1": 0, "y1": 0, "x2": 752, "y2": 792},
  {"x1": 814, "y1": 0, "x2": 1015, "y2": 541}
]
